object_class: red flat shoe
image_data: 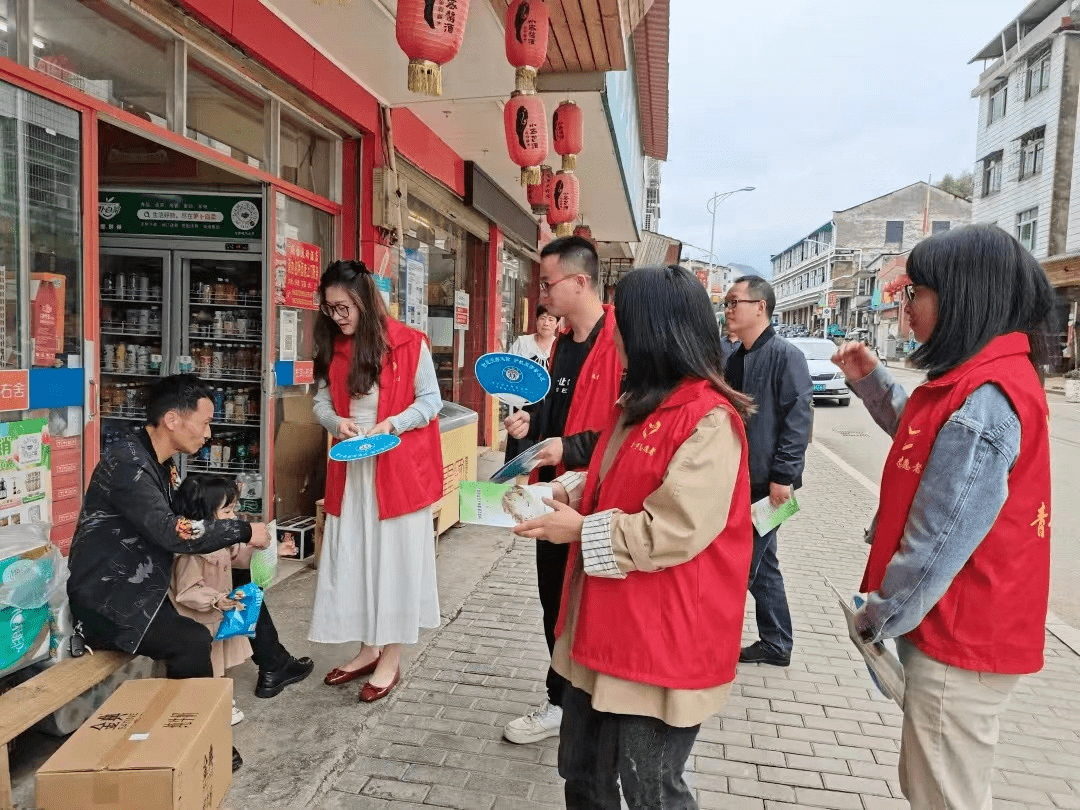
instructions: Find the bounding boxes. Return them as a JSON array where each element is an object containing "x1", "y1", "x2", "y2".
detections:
[
  {"x1": 359, "y1": 670, "x2": 399, "y2": 703},
  {"x1": 324, "y1": 656, "x2": 380, "y2": 686}
]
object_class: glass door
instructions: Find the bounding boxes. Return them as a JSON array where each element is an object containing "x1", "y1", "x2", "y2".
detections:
[
  {"x1": 176, "y1": 252, "x2": 264, "y2": 482},
  {"x1": 98, "y1": 248, "x2": 170, "y2": 450}
]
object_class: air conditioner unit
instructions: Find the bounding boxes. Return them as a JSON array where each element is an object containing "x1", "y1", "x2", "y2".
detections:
[{"x1": 371, "y1": 168, "x2": 407, "y2": 230}]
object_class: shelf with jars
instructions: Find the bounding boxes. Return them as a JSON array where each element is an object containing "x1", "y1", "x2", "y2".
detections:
[
  {"x1": 189, "y1": 429, "x2": 260, "y2": 471},
  {"x1": 190, "y1": 282, "x2": 261, "y2": 309},
  {"x1": 102, "y1": 342, "x2": 164, "y2": 377},
  {"x1": 189, "y1": 307, "x2": 262, "y2": 343},
  {"x1": 103, "y1": 270, "x2": 163, "y2": 303}
]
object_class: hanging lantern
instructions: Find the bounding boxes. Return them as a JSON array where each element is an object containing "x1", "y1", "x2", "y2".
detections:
[
  {"x1": 553, "y1": 100, "x2": 584, "y2": 171},
  {"x1": 526, "y1": 165, "x2": 554, "y2": 215},
  {"x1": 396, "y1": 0, "x2": 472, "y2": 97},
  {"x1": 573, "y1": 225, "x2": 593, "y2": 244},
  {"x1": 547, "y1": 170, "x2": 579, "y2": 238},
  {"x1": 504, "y1": 92, "x2": 548, "y2": 185},
  {"x1": 505, "y1": 0, "x2": 550, "y2": 93}
]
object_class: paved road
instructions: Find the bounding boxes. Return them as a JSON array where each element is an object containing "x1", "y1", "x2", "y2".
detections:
[{"x1": 811, "y1": 364, "x2": 1080, "y2": 631}]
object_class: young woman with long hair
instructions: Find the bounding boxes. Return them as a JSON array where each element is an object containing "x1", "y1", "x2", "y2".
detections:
[
  {"x1": 309, "y1": 260, "x2": 443, "y2": 703},
  {"x1": 514, "y1": 264, "x2": 755, "y2": 810},
  {"x1": 833, "y1": 224, "x2": 1056, "y2": 808}
]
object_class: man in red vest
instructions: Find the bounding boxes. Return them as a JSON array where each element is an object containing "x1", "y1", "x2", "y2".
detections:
[{"x1": 502, "y1": 236, "x2": 623, "y2": 745}]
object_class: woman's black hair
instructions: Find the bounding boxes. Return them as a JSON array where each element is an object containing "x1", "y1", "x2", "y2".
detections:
[
  {"x1": 312, "y1": 260, "x2": 388, "y2": 396},
  {"x1": 906, "y1": 224, "x2": 1057, "y2": 377},
  {"x1": 534, "y1": 303, "x2": 551, "y2": 322},
  {"x1": 614, "y1": 265, "x2": 754, "y2": 425},
  {"x1": 172, "y1": 474, "x2": 239, "y2": 522}
]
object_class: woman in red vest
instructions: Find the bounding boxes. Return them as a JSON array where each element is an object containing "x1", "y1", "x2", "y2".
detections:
[
  {"x1": 833, "y1": 224, "x2": 1056, "y2": 808},
  {"x1": 308, "y1": 260, "x2": 444, "y2": 703},
  {"x1": 514, "y1": 265, "x2": 755, "y2": 810}
]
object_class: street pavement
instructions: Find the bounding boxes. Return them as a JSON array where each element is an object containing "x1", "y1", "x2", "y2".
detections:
[{"x1": 298, "y1": 442, "x2": 1080, "y2": 810}]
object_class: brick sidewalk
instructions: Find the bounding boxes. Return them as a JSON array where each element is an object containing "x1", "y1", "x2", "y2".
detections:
[{"x1": 311, "y1": 445, "x2": 1080, "y2": 809}]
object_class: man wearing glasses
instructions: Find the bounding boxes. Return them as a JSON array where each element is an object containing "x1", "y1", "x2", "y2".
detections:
[
  {"x1": 501, "y1": 236, "x2": 623, "y2": 745},
  {"x1": 722, "y1": 276, "x2": 813, "y2": 668}
]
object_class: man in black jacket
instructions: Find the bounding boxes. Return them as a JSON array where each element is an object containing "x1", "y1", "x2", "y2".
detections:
[{"x1": 724, "y1": 276, "x2": 813, "y2": 667}]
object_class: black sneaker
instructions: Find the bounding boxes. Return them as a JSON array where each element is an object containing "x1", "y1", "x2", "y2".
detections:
[
  {"x1": 232, "y1": 747, "x2": 243, "y2": 772},
  {"x1": 255, "y1": 656, "x2": 315, "y2": 698},
  {"x1": 739, "y1": 641, "x2": 791, "y2": 667}
]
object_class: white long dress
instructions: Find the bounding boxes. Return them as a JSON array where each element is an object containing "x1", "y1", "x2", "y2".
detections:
[{"x1": 309, "y1": 378, "x2": 441, "y2": 646}]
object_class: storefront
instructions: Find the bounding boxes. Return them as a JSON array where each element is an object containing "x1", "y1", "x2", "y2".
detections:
[{"x1": 0, "y1": 0, "x2": 530, "y2": 546}]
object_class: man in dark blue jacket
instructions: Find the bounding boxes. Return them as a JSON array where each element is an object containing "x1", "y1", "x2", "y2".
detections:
[{"x1": 724, "y1": 276, "x2": 813, "y2": 667}]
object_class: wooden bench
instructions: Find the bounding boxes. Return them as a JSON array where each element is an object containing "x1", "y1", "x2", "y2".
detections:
[{"x1": 0, "y1": 651, "x2": 132, "y2": 810}]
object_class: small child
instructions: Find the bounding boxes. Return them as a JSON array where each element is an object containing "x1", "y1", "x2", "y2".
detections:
[{"x1": 170, "y1": 474, "x2": 294, "y2": 725}]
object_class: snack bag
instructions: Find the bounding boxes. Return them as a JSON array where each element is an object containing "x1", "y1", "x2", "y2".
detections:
[{"x1": 213, "y1": 582, "x2": 263, "y2": 640}]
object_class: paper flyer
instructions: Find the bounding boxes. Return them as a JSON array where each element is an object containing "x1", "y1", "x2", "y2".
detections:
[
  {"x1": 825, "y1": 578, "x2": 905, "y2": 708},
  {"x1": 489, "y1": 438, "x2": 557, "y2": 484},
  {"x1": 750, "y1": 494, "x2": 799, "y2": 536},
  {"x1": 459, "y1": 483, "x2": 554, "y2": 528}
]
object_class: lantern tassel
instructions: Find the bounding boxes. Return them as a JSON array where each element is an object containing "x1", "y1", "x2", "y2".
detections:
[
  {"x1": 520, "y1": 166, "x2": 541, "y2": 186},
  {"x1": 561, "y1": 154, "x2": 577, "y2": 171},
  {"x1": 515, "y1": 67, "x2": 538, "y2": 94},
  {"x1": 555, "y1": 223, "x2": 574, "y2": 238},
  {"x1": 407, "y1": 59, "x2": 442, "y2": 97}
]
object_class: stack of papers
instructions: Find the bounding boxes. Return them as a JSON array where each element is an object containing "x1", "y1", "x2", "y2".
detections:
[
  {"x1": 825, "y1": 577, "x2": 905, "y2": 707},
  {"x1": 459, "y1": 482, "x2": 554, "y2": 528}
]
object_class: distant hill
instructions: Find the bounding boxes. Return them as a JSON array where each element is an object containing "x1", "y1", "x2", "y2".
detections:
[{"x1": 728, "y1": 262, "x2": 765, "y2": 279}]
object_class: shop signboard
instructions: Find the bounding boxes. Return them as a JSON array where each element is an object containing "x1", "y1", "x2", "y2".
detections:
[
  {"x1": 455, "y1": 290, "x2": 470, "y2": 329},
  {"x1": 0, "y1": 417, "x2": 50, "y2": 527},
  {"x1": 0, "y1": 371, "x2": 29, "y2": 412},
  {"x1": 403, "y1": 249, "x2": 428, "y2": 331},
  {"x1": 98, "y1": 191, "x2": 262, "y2": 240},
  {"x1": 283, "y1": 239, "x2": 321, "y2": 311},
  {"x1": 694, "y1": 269, "x2": 709, "y2": 289},
  {"x1": 827, "y1": 292, "x2": 838, "y2": 308}
]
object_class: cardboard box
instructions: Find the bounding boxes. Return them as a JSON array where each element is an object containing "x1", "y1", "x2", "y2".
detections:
[
  {"x1": 36, "y1": 678, "x2": 232, "y2": 810},
  {"x1": 276, "y1": 515, "x2": 316, "y2": 559},
  {"x1": 273, "y1": 391, "x2": 326, "y2": 520}
]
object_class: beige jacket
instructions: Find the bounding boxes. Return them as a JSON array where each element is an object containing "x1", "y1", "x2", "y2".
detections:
[
  {"x1": 552, "y1": 405, "x2": 742, "y2": 728},
  {"x1": 170, "y1": 544, "x2": 254, "y2": 677}
]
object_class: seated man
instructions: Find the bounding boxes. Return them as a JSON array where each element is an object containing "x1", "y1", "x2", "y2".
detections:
[{"x1": 68, "y1": 375, "x2": 277, "y2": 771}]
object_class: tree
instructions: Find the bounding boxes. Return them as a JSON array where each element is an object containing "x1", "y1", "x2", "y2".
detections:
[{"x1": 936, "y1": 171, "x2": 974, "y2": 199}]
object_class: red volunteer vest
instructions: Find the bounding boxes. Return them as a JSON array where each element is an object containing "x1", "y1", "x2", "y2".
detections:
[
  {"x1": 323, "y1": 319, "x2": 444, "y2": 520},
  {"x1": 557, "y1": 379, "x2": 754, "y2": 690},
  {"x1": 530, "y1": 305, "x2": 624, "y2": 481},
  {"x1": 863, "y1": 333, "x2": 1051, "y2": 674}
]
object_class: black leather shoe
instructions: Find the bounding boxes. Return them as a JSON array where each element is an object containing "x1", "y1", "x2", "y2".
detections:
[
  {"x1": 739, "y1": 641, "x2": 791, "y2": 667},
  {"x1": 232, "y1": 747, "x2": 243, "y2": 772},
  {"x1": 255, "y1": 656, "x2": 315, "y2": 698}
]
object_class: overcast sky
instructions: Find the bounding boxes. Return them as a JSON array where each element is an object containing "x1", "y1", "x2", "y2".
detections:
[{"x1": 663, "y1": 0, "x2": 1025, "y2": 275}]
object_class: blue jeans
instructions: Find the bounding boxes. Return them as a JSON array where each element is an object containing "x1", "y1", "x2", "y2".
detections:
[
  {"x1": 748, "y1": 527, "x2": 793, "y2": 656},
  {"x1": 559, "y1": 685, "x2": 700, "y2": 810}
]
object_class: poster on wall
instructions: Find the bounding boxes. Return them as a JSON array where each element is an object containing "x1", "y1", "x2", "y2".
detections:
[
  {"x1": 404, "y1": 249, "x2": 427, "y2": 330},
  {"x1": 0, "y1": 418, "x2": 51, "y2": 528},
  {"x1": 282, "y1": 239, "x2": 321, "y2": 311}
]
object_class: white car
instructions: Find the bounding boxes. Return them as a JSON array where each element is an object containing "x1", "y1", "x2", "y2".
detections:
[{"x1": 788, "y1": 337, "x2": 850, "y2": 406}]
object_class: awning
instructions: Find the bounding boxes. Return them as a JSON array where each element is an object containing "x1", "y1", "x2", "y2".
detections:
[{"x1": 633, "y1": 231, "x2": 682, "y2": 268}]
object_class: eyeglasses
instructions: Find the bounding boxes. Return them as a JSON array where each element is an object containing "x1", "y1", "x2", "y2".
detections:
[
  {"x1": 904, "y1": 284, "x2": 917, "y2": 302},
  {"x1": 319, "y1": 301, "x2": 353, "y2": 319},
  {"x1": 722, "y1": 298, "x2": 763, "y2": 310},
  {"x1": 539, "y1": 274, "x2": 579, "y2": 293}
]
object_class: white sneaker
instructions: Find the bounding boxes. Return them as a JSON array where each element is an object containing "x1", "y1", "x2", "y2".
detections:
[
  {"x1": 503, "y1": 699, "x2": 562, "y2": 744},
  {"x1": 231, "y1": 700, "x2": 244, "y2": 726}
]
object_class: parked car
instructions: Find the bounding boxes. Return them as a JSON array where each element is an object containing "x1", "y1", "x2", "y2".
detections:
[{"x1": 788, "y1": 337, "x2": 850, "y2": 405}]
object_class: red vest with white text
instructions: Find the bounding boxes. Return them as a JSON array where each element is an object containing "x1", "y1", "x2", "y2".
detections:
[
  {"x1": 862, "y1": 333, "x2": 1051, "y2": 674},
  {"x1": 557, "y1": 379, "x2": 753, "y2": 689},
  {"x1": 324, "y1": 319, "x2": 443, "y2": 520}
]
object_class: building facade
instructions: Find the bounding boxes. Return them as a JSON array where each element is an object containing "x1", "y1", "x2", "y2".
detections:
[{"x1": 770, "y1": 183, "x2": 971, "y2": 341}]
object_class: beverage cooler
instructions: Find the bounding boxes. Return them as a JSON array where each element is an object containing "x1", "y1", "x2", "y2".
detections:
[{"x1": 98, "y1": 244, "x2": 267, "y2": 514}]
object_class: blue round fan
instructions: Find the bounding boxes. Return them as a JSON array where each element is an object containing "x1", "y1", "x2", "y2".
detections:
[
  {"x1": 329, "y1": 433, "x2": 402, "y2": 462},
  {"x1": 474, "y1": 352, "x2": 551, "y2": 407}
]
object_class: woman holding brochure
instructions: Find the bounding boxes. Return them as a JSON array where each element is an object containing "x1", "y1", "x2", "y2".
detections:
[
  {"x1": 513, "y1": 264, "x2": 754, "y2": 810},
  {"x1": 832, "y1": 224, "x2": 1055, "y2": 809},
  {"x1": 309, "y1": 260, "x2": 443, "y2": 703}
]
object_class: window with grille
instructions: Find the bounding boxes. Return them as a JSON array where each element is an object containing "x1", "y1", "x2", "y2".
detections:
[
  {"x1": 982, "y1": 151, "x2": 1003, "y2": 196},
  {"x1": 1016, "y1": 207, "x2": 1038, "y2": 252},
  {"x1": 1026, "y1": 46, "x2": 1052, "y2": 99},
  {"x1": 988, "y1": 82, "x2": 1008, "y2": 125},
  {"x1": 1019, "y1": 127, "x2": 1046, "y2": 180},
  {"x1": 884, "y1": 221, "x2": 904, "y2": 246}
]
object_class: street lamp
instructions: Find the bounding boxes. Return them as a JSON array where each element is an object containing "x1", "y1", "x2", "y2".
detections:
[{"x1": 706, "y1": 187, "x2": 755, "y2": 274}]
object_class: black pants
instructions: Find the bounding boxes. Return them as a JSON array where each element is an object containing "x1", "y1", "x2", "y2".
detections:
[
  {"x1": 536, "y1": 539, "x2": 570, "y2": 707},
  {"x1": 76, "y1": 599, "x2": 213, "y2": 679},
  {"x1": 232, "y1": 567, "x2": 291, "y2": 673},
  {"x1": 747, "y1": 526, "x2": 794, "y2": 657},
  {"x1": 559, "y1": 685, "x2": 700, "y2": 810}
]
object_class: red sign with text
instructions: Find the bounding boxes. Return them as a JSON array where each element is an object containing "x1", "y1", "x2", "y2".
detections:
[
  {"x1": 284, "y1": 239, "x2": 321, "y2": 310},
  {"x1": 0, "y1": 370, "x2": 30, "y2": 412},
  {"x1": 293, "y1": 361, "x2": 315, "y2": 385}
]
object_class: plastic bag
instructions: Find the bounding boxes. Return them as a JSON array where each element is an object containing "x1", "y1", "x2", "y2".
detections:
[
  {"x1": 249, "y1": 519, "x2": 278, "y2": 589},
  {"x1": 0, "y1": 522, "x2": 64, "y2": 677},
  {"x1": 213, "y1": 582, "x2": 263, "y2": 641}
]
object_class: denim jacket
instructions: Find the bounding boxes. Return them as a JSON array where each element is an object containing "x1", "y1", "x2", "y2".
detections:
[{"x1": 850, "y1": 365, "x2": 1021, "y2": 643}]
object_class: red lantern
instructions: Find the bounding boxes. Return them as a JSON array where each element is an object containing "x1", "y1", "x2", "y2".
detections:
[
  {"x1": 504, "y1": 92, "x2": 548, "y2": 185},
  {"x1": 396, "y1": 0, "x2": 472, "y2": 97},
  {"x1": 573, "y1": 225, "x2": 593, "y2": 243},
  {"x1": 547, "y1": 170, "x2": 579, "y2": 237},
  {"x1": 553, "y1": 100, "x2": 584, "y2": 170},
  {"x1": 526, "y1": 165, "x2": 554, "y2": 215},
  {"x1": 505, "y1": 0, "x2": 550, "y2": 93}
]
